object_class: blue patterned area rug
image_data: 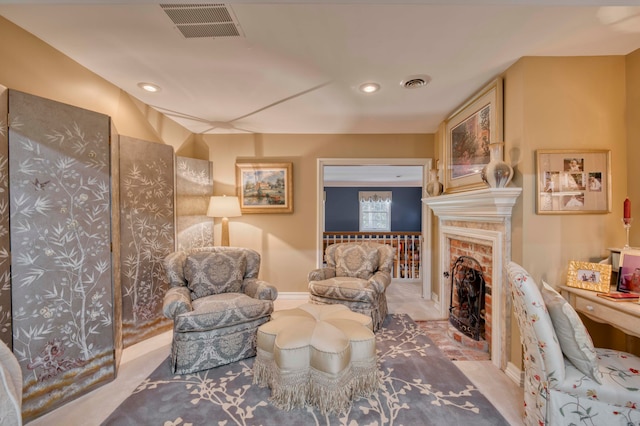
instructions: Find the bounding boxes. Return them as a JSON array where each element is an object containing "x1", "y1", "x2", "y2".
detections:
[{"x1": 102, "y1": 314, "x2": 509, "y2": 426}]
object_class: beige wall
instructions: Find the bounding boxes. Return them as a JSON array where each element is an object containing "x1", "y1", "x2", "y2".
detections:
[
  {"x1": 627, "y1": 49, "x2": 640, "y2": 246},
  {"x1": 199, "y1": 133, "x2": 433, "y2": 292},
  {"x1": 0, "y1": 16, "x2": 193, "y2": 149},
  {"x1": 509, "y1": 56, "x2": 626, "y2": 279},
  {"x1": 504, "y1": 56, "x2": 630, "y2": 366}
]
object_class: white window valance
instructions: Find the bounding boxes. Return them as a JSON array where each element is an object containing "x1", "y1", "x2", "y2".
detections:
[{"x1": 358, "y1": 191, "x2": 392, "y2": 203}]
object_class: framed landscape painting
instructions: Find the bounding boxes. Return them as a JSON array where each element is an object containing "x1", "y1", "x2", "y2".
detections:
[
  {"x1": 236, "y1": 162, "x2": 293, "y2": 214},
  {"x1": 443, "y1": 77, "x2": 503, "y2": 193}
]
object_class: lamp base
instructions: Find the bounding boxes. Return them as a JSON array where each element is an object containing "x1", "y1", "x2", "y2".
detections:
[{"x1": 221, "y1": 217, "x2": 230, "y2": 246}]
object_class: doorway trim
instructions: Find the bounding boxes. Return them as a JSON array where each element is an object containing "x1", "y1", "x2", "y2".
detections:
[{"x1": 317, "y1": 158, "x2": 433, "y2": 299}]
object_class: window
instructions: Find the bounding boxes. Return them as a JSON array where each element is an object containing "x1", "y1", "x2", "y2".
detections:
[{"x1": 359, "y1": 191, "x2": 391, "y2": 232}]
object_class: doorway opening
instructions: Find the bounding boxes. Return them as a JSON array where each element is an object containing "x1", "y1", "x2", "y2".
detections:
[{"x1": 317, "y1": 158, "x2": 433, "y2": 299}]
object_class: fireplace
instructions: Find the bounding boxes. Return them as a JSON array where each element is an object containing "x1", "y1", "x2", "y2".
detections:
[
  {"x1": 449, "y1": 255, "x2": 486, "y2": 341},
  {"x1": 423, "y1": 187, "x2": 521, "y2": 371}
]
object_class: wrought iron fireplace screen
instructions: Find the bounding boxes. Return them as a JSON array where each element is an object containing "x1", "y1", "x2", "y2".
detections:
[{"x1": 449, "y1": 255, "x2": 486, "y2": 341}]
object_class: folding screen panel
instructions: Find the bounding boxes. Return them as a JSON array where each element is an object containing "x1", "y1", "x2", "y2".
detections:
[
  {"x1": 110, "y1": 121, "x2": 123, "y2": 368},
  {"x1": 119, "y1": 136, "x2": 174, "y2": 347},
  {"x1": 0, "y1": 86, "x2": 10, "y2": 349},
  {"x1": 176, "y1": 156, "x2": 214, "y2": 250},
  {"x1": 8, "y1": 90, "x2": 115, "y2": 420}
]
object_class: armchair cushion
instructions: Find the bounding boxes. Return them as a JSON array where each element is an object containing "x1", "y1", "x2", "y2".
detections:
[
  {"x1": 555, "y1": 348, "x2": 640, "y2": 411},
  {"x1": 542, "y1": 281, "x2": 602, "y2": 384},
  {"x1": 335, "y1": 244, "x2": 379, "y2": 279},
  {"x1": 184, "y1": 251, "x2": 246, "y2": 299},
  {"x1": 309, "y1": 277, "x2": 378, "y2": 304},
  {"x1": 174, "y1": 293, "x2": 273, "y2": 333}
]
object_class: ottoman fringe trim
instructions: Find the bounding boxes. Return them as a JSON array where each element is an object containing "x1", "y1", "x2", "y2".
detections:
[{"x1": 253, "y1": 358, "x2": 380, "y2": 415}]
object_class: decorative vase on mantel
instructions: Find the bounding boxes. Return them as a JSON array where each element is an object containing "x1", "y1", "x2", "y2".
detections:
[
  {"x1": 481, "y1": 142, "x2": 513, "y2": 188},
  {"x1": 426, "y1": 167, "x2": 444, "y2": 197}
]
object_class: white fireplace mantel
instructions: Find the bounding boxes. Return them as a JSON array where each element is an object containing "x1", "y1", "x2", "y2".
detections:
[
  {"x1": 422, "y1": 186, "x2": 522, "y2": 373},
  {"x1": 422, "y1": 187, "x2": 522, "y2": 220}
]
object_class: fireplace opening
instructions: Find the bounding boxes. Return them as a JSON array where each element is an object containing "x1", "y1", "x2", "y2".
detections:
[{"x1": 449, "y1": 256, "x2": 486, "y2": 341}]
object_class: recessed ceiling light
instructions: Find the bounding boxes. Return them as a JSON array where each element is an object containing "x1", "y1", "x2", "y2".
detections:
[
  {"x1": 138, "y1": 82, "x2": 161, "y2": 93},
  {"x1": 359, "y1": 82, "x2": 380, "y2": 94}
]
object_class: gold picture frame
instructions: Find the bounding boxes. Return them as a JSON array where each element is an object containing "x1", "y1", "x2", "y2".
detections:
[
  {"x1": 567, "y1": 260, "x2": 612, "y2": 293},
  {"x1": 443, "y1": 77, "x2": 503, "y2": 193},
  {"x1": 236, "y1": 162, "x2": 293, "y2": 214},
  {"x1": 536, "y1": 149, "x2": 611, "y2": 214}
]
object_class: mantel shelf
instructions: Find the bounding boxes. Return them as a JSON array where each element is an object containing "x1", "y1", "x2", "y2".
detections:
[{"x1": 422, "y1": 187, "x2": 522, "y2": 220}]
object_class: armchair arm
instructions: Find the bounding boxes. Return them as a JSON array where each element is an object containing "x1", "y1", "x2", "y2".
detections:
[
  {"x1": 162, "y1": 286, "x2": 193, "y2": 319},
  {"x1": 368, "y1": 270, "x2": 392, "y2": 293},
  {"x1": 243, "y1": 278, "x2": 278, "y2": 301},
  {"x1": 308, "y1": 267, "x2": 336, "y2": 282}
]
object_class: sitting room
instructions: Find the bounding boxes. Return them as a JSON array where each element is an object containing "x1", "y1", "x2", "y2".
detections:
[{"x1": 0, "y1": 2, "x2": 639, "y2": 425}]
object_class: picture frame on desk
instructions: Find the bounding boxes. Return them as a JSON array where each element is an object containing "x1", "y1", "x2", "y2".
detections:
[
  {"x1": 566, "y1": 260, "x2": 612, "y2": 293},
  {"x1": 616, "y1": 249, "x2": 640, "y2": 293}
]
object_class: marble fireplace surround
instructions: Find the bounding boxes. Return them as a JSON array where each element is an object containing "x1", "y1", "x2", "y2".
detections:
[{"x1": 423, "y1": 187, "x2": 522, "y2": 371}]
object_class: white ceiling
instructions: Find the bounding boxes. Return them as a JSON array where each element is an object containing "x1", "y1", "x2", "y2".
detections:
[{"x1": 1, "y1": 1, "x2": 639, "y2": 135}]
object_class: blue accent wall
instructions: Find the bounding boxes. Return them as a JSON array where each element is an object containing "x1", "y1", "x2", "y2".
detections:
[{"x1": 324, "y1": 186, "x2": 422, "y2": 232}]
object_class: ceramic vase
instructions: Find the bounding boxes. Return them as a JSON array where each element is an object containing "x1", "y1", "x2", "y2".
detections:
[
  {"x1": 481, "y1": 142, "x2": 513, "y2": 188},
  {"x1": 426, "y1": 168, "x2": 444, "y2": 197}
]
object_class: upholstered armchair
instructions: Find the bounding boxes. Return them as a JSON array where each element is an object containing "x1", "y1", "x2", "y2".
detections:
[
  {"x1": 308, "y1": 242, "x2": 394, "y2": 331},
  {"x1": 162, "y1": 247, "x2": 278, "y2": 374},
  {"x1": 506, "y1": 261, "x2": 640, "y2": 425}
]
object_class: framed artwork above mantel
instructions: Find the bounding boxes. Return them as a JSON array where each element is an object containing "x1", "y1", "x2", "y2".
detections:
[{"x1": 443, "y1": 77, "x2": 503, "y2": 194}]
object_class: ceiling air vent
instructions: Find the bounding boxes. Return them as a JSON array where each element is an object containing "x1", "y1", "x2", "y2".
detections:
[
  {"x1": 160, "y1": 3, "x2": 244, "y2": 38},
  {"x1": 401, "y1": 75, "x2": 432, "y2": 89}
]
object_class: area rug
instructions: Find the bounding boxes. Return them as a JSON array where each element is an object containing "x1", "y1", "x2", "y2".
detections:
[{"x1": 102, "y1": 314, "x2": 510, "y2": 426}]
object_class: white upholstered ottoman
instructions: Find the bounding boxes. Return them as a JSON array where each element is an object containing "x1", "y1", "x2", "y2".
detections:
[{"x1": 253, "y1": 303, "x2": 379, "y2": 414}]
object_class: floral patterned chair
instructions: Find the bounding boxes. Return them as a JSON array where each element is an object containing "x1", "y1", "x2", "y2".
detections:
[
  {"x1": 162, "y1": 247, "x2": 278, "y2": 374},
  {"x1": 507, "y1": 261, "x2": 640, "y2": 425},
  {"x1": 308, "y1": 242, "x2": 394, "y2": 331},
  {"x1": 0, "y1": 339, "x2": 22, "y2": 426}
]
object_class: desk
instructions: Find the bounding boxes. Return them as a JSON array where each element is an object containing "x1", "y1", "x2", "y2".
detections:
[{"x1": 560, "y1": 286, "x2": 640, "y2": 340}]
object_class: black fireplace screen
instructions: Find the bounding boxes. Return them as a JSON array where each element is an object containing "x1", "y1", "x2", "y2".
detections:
[{"x1": 448, "y1": 256, "x2": 486, "y2": 341}]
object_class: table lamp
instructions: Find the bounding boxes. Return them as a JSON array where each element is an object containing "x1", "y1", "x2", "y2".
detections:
[{"x1": 207, "y1": 195, "x2": 242, "y2": 246}]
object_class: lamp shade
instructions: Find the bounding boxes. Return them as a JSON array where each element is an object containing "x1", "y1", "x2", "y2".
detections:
[{"x1": 207, "y1": 195, "x2": 242, "y2": 218}]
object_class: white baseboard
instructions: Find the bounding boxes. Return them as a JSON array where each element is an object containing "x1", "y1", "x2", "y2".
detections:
[
  {"x1": 276, "y1": 292, "x2": 309, "y2": 300},
  {"x1": 505, "y1": 361, "x2": 524, "y2": 386}
]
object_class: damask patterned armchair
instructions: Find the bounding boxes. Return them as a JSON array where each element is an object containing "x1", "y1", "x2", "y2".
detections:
[
  {"x1": 308, "y1": 242, "x2": 394, "y2": 331},
  {"x1": 162, "y1": 247, "x2": 278, "y2": 374},
  {"x1": 507, "y1": 261, "x2": 640, "y2": 425}
]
